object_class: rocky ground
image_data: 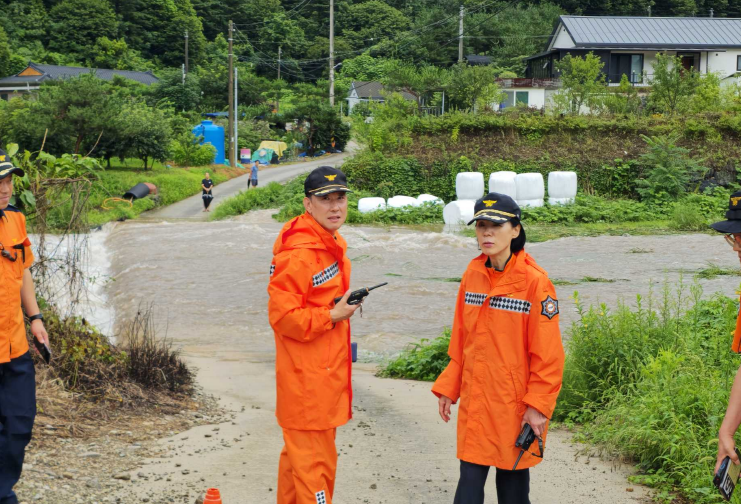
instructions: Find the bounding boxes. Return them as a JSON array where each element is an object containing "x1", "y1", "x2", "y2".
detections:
[{"x1": 14, "y1": 384, "x2": 230, "y2": 504}]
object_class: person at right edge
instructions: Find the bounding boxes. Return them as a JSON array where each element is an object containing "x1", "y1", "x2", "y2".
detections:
[
  {"x1": 267, "y1": 166, "x2": 360, "y2": 504},
  {"x1": 712, "y1": 191, "x2": 741, "y2": 475},
  {"x1": 432, "y1": 193, "x2": 565, "y2": 504}
]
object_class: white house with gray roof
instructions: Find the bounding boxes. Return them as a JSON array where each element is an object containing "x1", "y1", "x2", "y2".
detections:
[
  {"x1": 0, "y1": 62, "x2": 159, "y2": 101},
  {"x1": 515, "y1": 15, "x2": 741, "y2": 110},
  {"x1": 346, "y1": 81, "x2": 417, "y2": 113}
]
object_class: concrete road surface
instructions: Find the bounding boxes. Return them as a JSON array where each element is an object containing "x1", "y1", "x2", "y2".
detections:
[{"x1": 145, "y1": 147, "x2": 354, "y2": 221}]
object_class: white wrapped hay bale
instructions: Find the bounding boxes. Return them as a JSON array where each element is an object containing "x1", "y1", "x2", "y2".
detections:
[
  {"x1": 443, "y1": 200, "x2": 476, "y2": 225},
  {"x1": 417, "y1": 194, "x2": 444, "y2": 205},
  {"x1": 488, "y1": 171, "x2": 517, "y2": 199},
  {"x1": 515, "y1": 173, "x2": 545, "y2": 206},
  {"x1": 548, "y1": 171, "x2": 577, "y2": 200},
  {"x1": 549, "y1": 197, "x2": 574, "y2": 206},
  {"x1": 357, "y1": 197, "x2": 386, "y2": 213},
  {"x1": 387, "y1": 196, "x2": 420, "y2": 209},
  {"x1": 456, "y1": 172, "x2": 485, "y2": 200},
  {"x1": 519, "y1": 199, "x2": 544, "y2": 208}
]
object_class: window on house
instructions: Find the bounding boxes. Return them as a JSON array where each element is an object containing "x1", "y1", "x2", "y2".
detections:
[
  {"x1": 515, "y1": 91, "x2": 529, "y2": 106},
  {"x1": 0, "y1": 94, "x2": 7, "y2": 102},
  {"x1": 501, "y1": 91, "x2": 515, "y2": 109},
  {"x1": 609, "y1": 54, "x2": 644, "y2": 84},
  {"x1": 738, "y1": 55, "x2": 741, "y2": 71}
]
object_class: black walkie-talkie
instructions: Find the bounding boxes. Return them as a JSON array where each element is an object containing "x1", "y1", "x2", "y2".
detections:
[
  {"x1": 333, "y1": 282, "x2": 388, "y2": 305},
  {"x1": 512, "y1": 424, "x2": 544, "y2": 470}
]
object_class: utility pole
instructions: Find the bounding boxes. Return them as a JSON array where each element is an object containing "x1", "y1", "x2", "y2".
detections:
[
  {"x1": 458, "y1": 5, "x2": 464, "y2": 63},
  {"x1": 235, "y1": 66, "x2": 239, "y2": 164},
  {"x1": 277, "y1": 46, "x2": 282, "y2": 113},
  {"x1": 185, "y1": 30, "x2": 189, "y2": 74},
  {"x1": 228, "y1": 20, "x2": 235, "y2": 167},
  {"x1": 647, "y1": 5, "x2": 651, "y2": 16},
  {"x1": 329, "y1": 0, "x2": 335, "y2": 106}
]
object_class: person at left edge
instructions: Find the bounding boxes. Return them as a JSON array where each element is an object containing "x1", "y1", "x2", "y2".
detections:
[
  {"x1": 0, "y1": 148, "x2": 49, "y2": 504},
  {"x1": 268, "y1": 166, "x2": 360, "y2": 504},
  {"x1": 201, "y1": 172, "x2": 214, "y2": 212},
  {"x1": 711, "y1": 191, "x2": 741, "y2": 475}
]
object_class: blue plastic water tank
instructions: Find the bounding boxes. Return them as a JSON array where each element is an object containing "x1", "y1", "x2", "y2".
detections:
[{"x1": 192, "y1": 120, "x2": 225, "y2": 165}]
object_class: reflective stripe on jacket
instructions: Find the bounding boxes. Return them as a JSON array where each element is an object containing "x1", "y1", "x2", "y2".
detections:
[
  {"x1": 432, "y1": 250, "x2": 565, "y2": 469},
  {"x1": 268, "y1": 213, "x2": 352, "y2": 430},
  {"x1": 0, "y1": 206, "x2": 34, "y2": 364}
]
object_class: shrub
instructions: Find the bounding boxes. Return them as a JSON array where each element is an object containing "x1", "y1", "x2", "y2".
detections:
[
  {"x1": 377, "y1": 329, "x2": 452, "y2": 381},
  {"x1": 636, "y1": 133, "x2": 707, "y2": 203},
  {"x1": 169, "y1": 132, "x2": 217, "y2": 167},
  {"x1": 557, "y1": 285, "x2": 741, "y2": 503},
  {"x1": 668, "y1": 201, "x2": 708, "y2": 231}
]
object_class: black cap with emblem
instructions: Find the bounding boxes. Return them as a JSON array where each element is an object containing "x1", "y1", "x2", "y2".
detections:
[
  {"x1": 468, "y1": 192, "x2": 527, "y2": 252},
  {"x1": 0, "y1": 148, "x2": 24, "y2": 180},
  {"x1": 304, "y1": 166, "x2": 352, "y2": 197},
  {"x1": 710, "y1": 190, "x2": 741, "y2": 234}
]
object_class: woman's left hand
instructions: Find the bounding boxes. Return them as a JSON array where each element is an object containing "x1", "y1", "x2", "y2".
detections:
[{"x1": 521, "y1": 406, "x2": 548, "y2": 437}]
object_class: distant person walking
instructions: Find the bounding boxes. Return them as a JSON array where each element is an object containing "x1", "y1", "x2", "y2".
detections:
[
  {"x1": 248, "y1": 160, "x2": 259, "y2": 190},
  {"x1": 202, "y1": 172, "x2": 214, "y2": 212}
]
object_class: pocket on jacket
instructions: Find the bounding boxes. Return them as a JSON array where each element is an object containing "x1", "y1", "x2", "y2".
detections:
[{"x1": 509, "y1": 367, "x2": 524, "y2": 404}]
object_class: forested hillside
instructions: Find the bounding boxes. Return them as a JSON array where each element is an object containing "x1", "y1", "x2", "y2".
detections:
[{"x1": 2, "y1": 0, "x2": 739, "y2": 89}]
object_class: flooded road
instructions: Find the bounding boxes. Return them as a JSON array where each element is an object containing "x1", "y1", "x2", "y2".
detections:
[{"x1": 106, "y1": 211, "x2": 741, "y2": 362}]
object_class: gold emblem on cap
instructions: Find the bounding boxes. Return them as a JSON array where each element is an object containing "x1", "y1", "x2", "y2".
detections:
[
  {"x1": 324, "y1": 174, "x2": 337, "y2": 181},
  {"x1": 482, "y1": 200, "x2": 497, "y2": 207},
  {"x1": 732, "y1": 196, "x2": 741, "y2": 206},
  {"x1": 0, "y1": 155, "x2": 5, "y2": 162}
]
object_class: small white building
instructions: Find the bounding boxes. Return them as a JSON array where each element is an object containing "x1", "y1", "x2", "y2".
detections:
[{"x1": 520, "y1": 15, "x2": 741, "y2": 109}]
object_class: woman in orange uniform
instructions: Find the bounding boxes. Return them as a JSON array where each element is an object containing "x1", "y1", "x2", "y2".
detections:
[{"x1": 432, "y1": 193, "x2": 565, "y2": 504}]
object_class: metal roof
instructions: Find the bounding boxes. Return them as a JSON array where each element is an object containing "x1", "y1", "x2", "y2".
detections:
[
  {"x1": 466, "y1": 54, "x2": 492, "y2": 65},
  {"x1": 349, "y1": 81, "x2": 416, "y2": 101},
  {"x1": 0, "y1": 62, "x2": 159, "y2": 87},
  {"x1": 560, "y1": 15, "x2": 741, "y2": 49}
]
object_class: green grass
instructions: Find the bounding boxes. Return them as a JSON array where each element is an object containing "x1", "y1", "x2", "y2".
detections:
[
  {"x1": 695, "y1": 263, "x2": 741, "y2": 280},
  {"x1": 79, "y1": 162, "x2": 244, "y2": 228},
  {"x1": 377, "y1": 329, "x2": 452, "y2": 381}
]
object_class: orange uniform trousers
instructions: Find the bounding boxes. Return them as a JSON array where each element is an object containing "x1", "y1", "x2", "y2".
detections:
[{"x1": 278, "y1": 428, "x2": 337, "y2": 504}]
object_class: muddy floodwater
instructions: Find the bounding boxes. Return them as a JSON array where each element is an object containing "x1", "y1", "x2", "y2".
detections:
[{"x1": 106, "y1": 210, "x2": 741, "y2": 362}]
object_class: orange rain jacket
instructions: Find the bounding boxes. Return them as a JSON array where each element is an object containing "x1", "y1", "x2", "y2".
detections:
[
  {"x1": 268, "y1": 213, "x2": 353, "y2": 431},
  {"x1": 432, "y1": 250, "x2": 565, "y2": 470},
  {"x1": 732, "y1": 307, "x2": 741, "y2": 353},
  {"x1": 0, "y1": 206, "x2": 34, "y2": 364}
]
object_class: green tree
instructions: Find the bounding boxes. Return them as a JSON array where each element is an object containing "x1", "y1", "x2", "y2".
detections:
[
  {"x1": 120, "y1": 101, "x2": 172, "y2": 169},
  {"x1": 48, "y1": 0, "x2": 118, "y2": 59},
  {"x1": 649, "y1": 53, "x2": 700, "y2": 115},
  {"x1": 636, "y1": 133, "x2": 706, "y2": 203},
  {"x1": 603, "y1": 74, "x2": 641, "y2": 115},
  {"x1": 0, "y1": 26, "x2": 13, "y2": 78},
  {"x1": 384, "y1": 61, "x2": 449, "y2": 111},
  {"x1": 0, "y1": 0, "x2": 49, "y2": 48},
  {"x1": 86, "y1": 37, "x2": 153, "y2": 71},
  {"x1": 340, "y1": 0, "x2": 410, "y2": 50},
  {"x1": 689, "y1": 72, "x2": 721, "y2": 113},
  {"x1": 448, "y1": 63, "x2": 503, "y2": 112},
  {"x1": 553, "y1": 52, "x2": 606, "y2": 114},
  {"x1": 289, "y1": 85, "x2": 350, "y2": 153},
  {"x1": 151, "y1": 68, "x2": 202, "y2": 111}
]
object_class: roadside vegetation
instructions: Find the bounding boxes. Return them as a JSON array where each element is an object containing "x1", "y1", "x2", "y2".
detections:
[{"x1": 378, "y1": 282, "x2": 741, "y2": 503}]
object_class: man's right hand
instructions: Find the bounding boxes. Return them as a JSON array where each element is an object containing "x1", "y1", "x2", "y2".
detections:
[
  {"x1": 438, "y1": 395, "x2": 453, "y2": 423},
  {"x1": 716, "y1": 432, "x2": 741, "y2": 475},
  {"x1": 330, "y1": 290, "x2": 361, "y2": 323}
]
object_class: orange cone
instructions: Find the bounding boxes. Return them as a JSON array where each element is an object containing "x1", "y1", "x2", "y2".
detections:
[{"x1": 203, "y1": 488, "x2": 222, "y2": 504}]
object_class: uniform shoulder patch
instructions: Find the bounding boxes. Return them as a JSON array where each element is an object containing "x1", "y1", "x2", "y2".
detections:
[{"x1": 541, "y1": 295, "x2": 559, "y2": 319}]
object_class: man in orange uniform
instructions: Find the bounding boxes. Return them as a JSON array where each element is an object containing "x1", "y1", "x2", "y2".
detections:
[
  {"x1": 268, "y1": 166, "x2": 360, "y2": 504},
  {"x1": 433, "y1": 193, "x2": 565, "y2": 504},
  {"x1": 0, "y1": 149, "x2": 49, "y2": 504}
]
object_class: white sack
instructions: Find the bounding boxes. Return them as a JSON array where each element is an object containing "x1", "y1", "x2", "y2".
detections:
[
  {"x1": 357, "y1": 197, "x2": 386, "y2": 213},
  {"x1": 456, "y1": 172, "x2": 485, "y2": 200},
  {"x1": 548, "y1": 171, "x2": 578, "y2": 199},
  {"x1": 443, "y1": 200, "x2": 476, "y2": 225},
  {"x1": 515, "y1": 173, "x2": 545, "y2": 202},
  {"x1": 387, "y1": 196, "x2": 420, "y2": 208},
  {"x1": 488, "y1": 171, "x2": 517, "y2": 199}
]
